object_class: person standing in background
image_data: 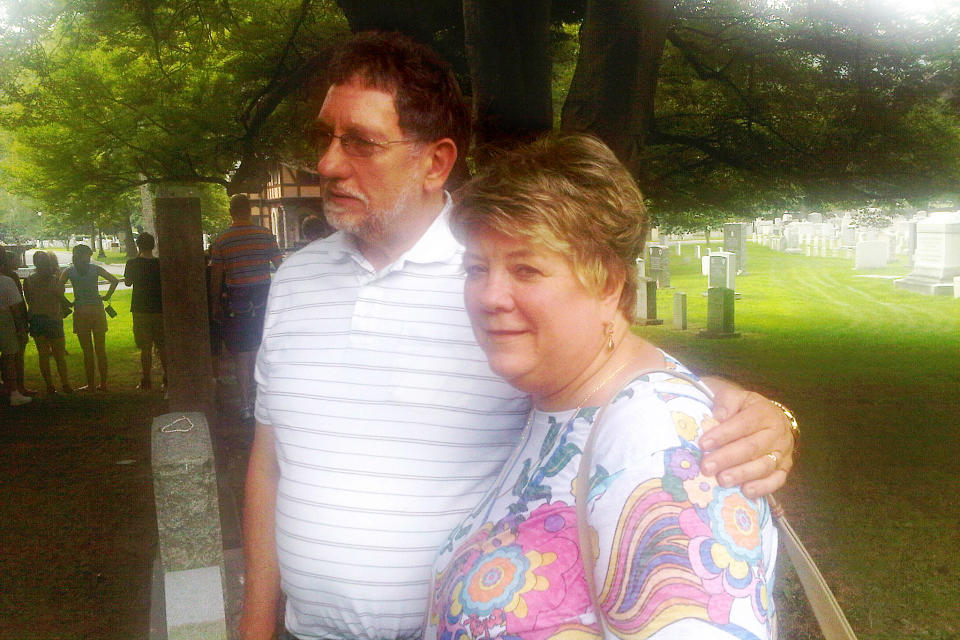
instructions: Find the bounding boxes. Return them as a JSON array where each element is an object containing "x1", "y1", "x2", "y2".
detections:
[
  {"x1": 1, "y1": 264, "x2": 31, "y2": 406},
  {"x1": 0, "y1": 251, "x2": 35, "y2": 400},
  {"x1": 124, "y1": 232, "x2": 167, "y2": 391},
  {"x1": 23, "y1": 251, "x2": 71, "y2": 395},
  {"x1": 208, "y1": 194, "x2": 282, "y2": 421},
  {"x1": 59, "y1": 244, "x2": 118, "y2": 392}
]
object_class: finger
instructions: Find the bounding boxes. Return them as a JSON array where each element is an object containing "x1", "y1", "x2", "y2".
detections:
[
  {"x1": 714, "y1": 452, "x2": 784, "y2": 491},
  {"x1": 740, "y1": 469, "x2": 789, "y2": 499},
  {"x1": 701, "y1": 430, "x2": 769, "y2": 476},
  {"x1": 700, "y1": 411, "x2": 763, "y2": 451}
]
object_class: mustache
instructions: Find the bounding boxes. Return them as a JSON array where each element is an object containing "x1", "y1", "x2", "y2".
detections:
[{"x1": 323, "y1": 182, "x2": 368, "y2": 206}]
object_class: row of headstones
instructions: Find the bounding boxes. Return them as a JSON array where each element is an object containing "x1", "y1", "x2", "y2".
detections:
[
  {"x1": 754, "y1": 214, "x2": 919, "y2": 269},
  {"x1": 636, "y1": 248, "x2": 740, "y2": 338},
  {"x1": 646, "y1": 222, "x2": 749, "y2": 289}
]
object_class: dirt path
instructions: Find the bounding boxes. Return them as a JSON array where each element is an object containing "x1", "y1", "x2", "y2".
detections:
[{"x1": 0, "y1": 376, "x2": 251, "y2": 640}]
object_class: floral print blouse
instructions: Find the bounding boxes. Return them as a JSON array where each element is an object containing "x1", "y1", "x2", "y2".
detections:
[{"x1": 424, "y1": 364, "x2": 778, "y2": 640}]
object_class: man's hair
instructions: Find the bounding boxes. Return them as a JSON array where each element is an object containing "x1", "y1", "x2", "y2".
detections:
[
  {"x1": 326, "y1": 31, "x2": 470, "y2": 160},
  {"x1": 452, "y1": 134, "x2": 649, "y2": 321},
  {"x1": 72, "y1": 243, "x2": 93, "y2": 261},
  {"x1": 230, "y1": 194, "x2": 252, "y2": 219},
  {"x1": 136, "y1": 232, "x2": 155, "y2": 252}
]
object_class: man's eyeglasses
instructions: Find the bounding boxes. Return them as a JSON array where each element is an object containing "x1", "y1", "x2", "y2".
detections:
[{"x1": 313, "y1": 130, "x2": 418, "y2": 158}]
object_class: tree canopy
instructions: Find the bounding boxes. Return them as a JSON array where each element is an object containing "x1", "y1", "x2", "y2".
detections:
[{"x1": 0, "y1": 0, "x2": 957, "y2": 233}]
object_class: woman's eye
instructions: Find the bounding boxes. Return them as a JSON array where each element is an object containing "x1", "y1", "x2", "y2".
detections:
[
  {"x1": 512, "y1": 264, "x2": 541, "y2": 278},
  {"x1": 464, "y1": 263, "x2": 487, "y2": 277}
]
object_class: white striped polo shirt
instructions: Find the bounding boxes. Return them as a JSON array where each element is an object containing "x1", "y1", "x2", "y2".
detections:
[{"x1": 255, "y1": 203, "x2": 529, "y2": 640}]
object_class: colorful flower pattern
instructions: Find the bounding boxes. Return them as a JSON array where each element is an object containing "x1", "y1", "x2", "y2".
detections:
[{"x1": 428, "y1": 369, "x2": 776, "y2": 640}]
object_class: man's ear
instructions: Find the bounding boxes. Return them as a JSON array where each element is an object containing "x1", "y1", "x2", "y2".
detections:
[{"x1": 422, "y1": 138, "x2": 458, "y2": 194}]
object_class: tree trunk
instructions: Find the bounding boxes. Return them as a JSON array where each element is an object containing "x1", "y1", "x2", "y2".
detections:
[
  {"x1": 462, "y1": 0, "x2": 553, "y2": 156},
  {"x1": 123, "y1": 213, "x2": 137, "y2": 256},
  {"x1": 561, "y1": 0, "x2": 675, "y2": 178}
]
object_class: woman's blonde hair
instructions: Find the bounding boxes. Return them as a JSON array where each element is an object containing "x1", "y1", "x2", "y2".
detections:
[{"x1": 452, "y1": 133, "x2": 649, "y2": 321}]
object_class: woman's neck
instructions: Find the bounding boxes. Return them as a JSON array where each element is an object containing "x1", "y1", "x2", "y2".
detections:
[{"x1": 532, "y1": 332, "x2": 663, "y2": 412}]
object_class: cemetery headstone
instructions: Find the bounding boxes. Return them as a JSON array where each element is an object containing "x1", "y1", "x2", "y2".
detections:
[
  {"x1": 635, "y1": 277, "x2": 664, "y2": 325},
  {"x1": 647, "y1": 244, "x2": 671, "y2": 288},
  {"x1": 784, "y1": 224, "x2": 802, "y2": 254},
  {"x1": 707, "y1": 252, "x2": 737, "y2": 290},
  {"x1": 841, "y1": 226, "x2": 857, "y2": 247},
  {"x1": 854, "y1": 240, "x2": 889, "y2": 269},
  {"x1": 673, "y1": 292, "x2": 687, "y2": 330},
  {"x1": 699, "y1": 287, "x2": 739, "y2": 338},
  {"x1": 723, "y1": 222, "x2": 748, "y2": 273},
  {"x1": 895, "y1": 211, "x2": 960, "y2": 295},
  {"x1": 808, "y1": 212, "x2": 823, "y2": 223}
]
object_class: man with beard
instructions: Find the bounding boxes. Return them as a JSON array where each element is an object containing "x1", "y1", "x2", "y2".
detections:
[{"x1": 241, "y1": 32, "x2": 797, "y2": 640}]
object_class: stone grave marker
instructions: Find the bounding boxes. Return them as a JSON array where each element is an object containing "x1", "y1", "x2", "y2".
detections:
[
  {"x1": 854, "y1": 240, "x2": 888, "y2": 269},
  {"x1": 635, "y1": 277, "x2": 663, "y2": 325},
  {"x1": 723, "y1": 222, "x2": 748, "y2": 273},
  {"x1": 708, "y1": 252, "x2": 737, "y2": 290},
  {"x1": 647, "y1": 244, "x2": 671, "y2": 288},
  {"x1": 699, "y1": 287, "x2": 739, "y2": 338},
  {"x1": 784, "y1": 224, "x2": 802, "y2": 254},
  {"x1": 895, "y1": 211, "x2": 960, "y2": 295},
  {"x1": 673, "y1": 292, "x2": 687, "y2": 330}
]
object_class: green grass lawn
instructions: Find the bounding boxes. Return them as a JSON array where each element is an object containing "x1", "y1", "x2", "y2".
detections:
[
  {"x1": 640, "y1": 244, "x2": 960, "y2": 640},
  {"x1": 20, "y1": 288, "x2": 151, "y2": 390}
]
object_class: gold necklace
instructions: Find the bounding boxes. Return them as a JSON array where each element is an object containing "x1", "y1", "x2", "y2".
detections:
[{"x1": 523, "y1": 359, "x2": 631, "y2": 430}]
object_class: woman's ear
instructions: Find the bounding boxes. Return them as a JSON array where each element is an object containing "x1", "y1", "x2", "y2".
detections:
[{"x1": 422, "y1": 138, "x2": 458, "y2": 194}]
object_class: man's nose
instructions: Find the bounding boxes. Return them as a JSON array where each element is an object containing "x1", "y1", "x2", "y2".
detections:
[{"x1": 316, "y1": 138, "x2": 350, "y2": 179}]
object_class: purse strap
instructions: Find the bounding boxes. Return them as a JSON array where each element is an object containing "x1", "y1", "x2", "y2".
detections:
[{"x1": 574, "y1": 369, "x2": 857, "y2": 640}]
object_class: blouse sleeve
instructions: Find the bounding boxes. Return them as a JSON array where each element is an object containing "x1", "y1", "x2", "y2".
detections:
[{"x1": 582, "y1": 376, "x2": 778, "y2": 639}]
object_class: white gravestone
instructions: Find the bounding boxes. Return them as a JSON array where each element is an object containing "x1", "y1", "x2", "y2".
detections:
[
  {"x1": 708, "y1": 252, "x2": 737, "y2": 290},
  {"x1": 894, "y1": 211, "x2": 960, "y2": 295},
  {"x1": 855, "y1": 241, "x2": 889, "y2": 269}
]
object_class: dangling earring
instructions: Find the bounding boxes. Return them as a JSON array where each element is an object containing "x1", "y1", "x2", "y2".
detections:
[{"x1": 605, "y1": 322, "x2": 615, "y2": 351}]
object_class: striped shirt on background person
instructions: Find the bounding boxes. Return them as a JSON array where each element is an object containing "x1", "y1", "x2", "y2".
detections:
[
  {"x1": 254, "y1": 201, "x2": 530, "y2": 640},
  {"x1": 209, "y1": 223, "x2": 282, "y2": 288}
]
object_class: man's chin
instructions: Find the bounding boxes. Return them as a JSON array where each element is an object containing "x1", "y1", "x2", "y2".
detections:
[{"x1": 324, "y1": 203, "x2": 365, "y2": 235}]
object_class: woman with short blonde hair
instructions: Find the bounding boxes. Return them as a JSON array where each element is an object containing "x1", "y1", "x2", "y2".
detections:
[{"x1": 425, "y1": 135, "x2": 778, "y2": 640}]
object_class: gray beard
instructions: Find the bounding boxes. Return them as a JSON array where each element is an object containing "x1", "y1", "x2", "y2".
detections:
[{"x1": 324, "y1": 184, "x2": 415, "y2": 244}]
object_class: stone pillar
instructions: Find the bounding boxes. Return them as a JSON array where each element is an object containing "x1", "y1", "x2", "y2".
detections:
[
  {"x1": 154, "y1": 197, "x2": 215, "y2": 418},
  {"x1": 152, "y1": 412, "x2": 228, "y2": 640},
  {"x1": 673, "y1": 292, "x2": 687, "y2": 330}
]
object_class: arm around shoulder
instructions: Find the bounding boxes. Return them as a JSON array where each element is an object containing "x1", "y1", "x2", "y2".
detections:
[{"x1": 698, "y1": 376, "x2": 796, "y2": 498}]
